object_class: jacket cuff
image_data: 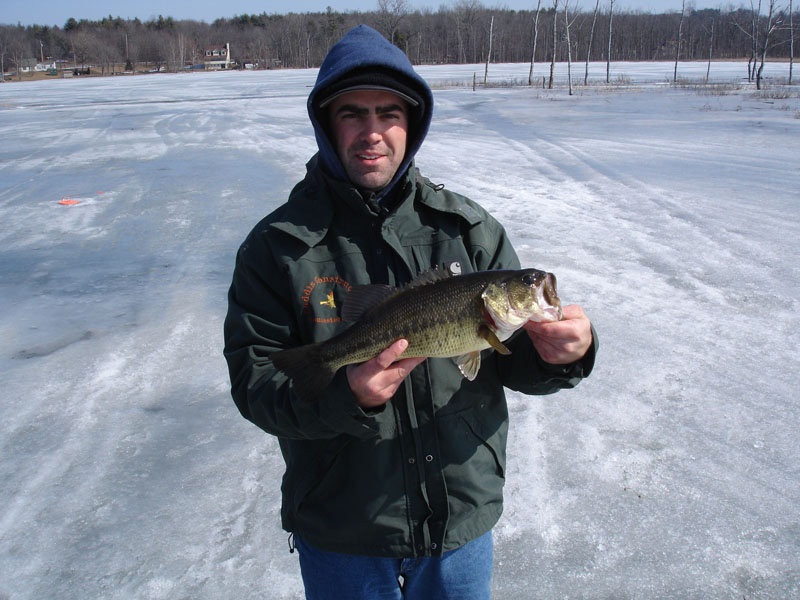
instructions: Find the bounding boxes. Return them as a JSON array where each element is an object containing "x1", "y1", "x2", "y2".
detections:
[{"x1": 537, "y1": 323, "x2": 598, "y2": 379}]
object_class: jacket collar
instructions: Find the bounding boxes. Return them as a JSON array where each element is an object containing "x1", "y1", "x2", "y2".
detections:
[
  {"x1": 270, "y1": 158, "x2": 484, "y2": 248},
  {"x1": 269, "y1": 156, "x2": 415, "y2": 247}
]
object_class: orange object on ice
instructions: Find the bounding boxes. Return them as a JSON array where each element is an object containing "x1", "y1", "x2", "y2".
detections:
[{"x1": 58, "y1": 198, "x2": 79, "y2": 205}]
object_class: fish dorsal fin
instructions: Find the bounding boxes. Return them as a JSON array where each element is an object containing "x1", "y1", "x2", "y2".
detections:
[
  {"x1": 407, "y1": 268, "x2": 451, "y2": 289},
  {"x1": 341, "y1": 270, "x2": 451, "y2": 322},
  {"x1": 456, "y1": 351, "x2": 482, "y2": 380},
  {"x1": 341, "y1": 284, "x2": 397, "y2": 322}
]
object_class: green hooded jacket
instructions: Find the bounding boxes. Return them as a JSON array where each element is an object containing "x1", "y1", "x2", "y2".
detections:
[
  {"x1": 223, "y1": 25, "x2": 596, "y2": 558},
  {"x1": 223, "y1": 158, "x2": 596, "y2": 557}
]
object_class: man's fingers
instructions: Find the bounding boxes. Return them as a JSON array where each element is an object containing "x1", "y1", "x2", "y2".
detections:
[
  {"x1": 372, "y1": 338, "x2": 409, "y2": 370},
  {"x1": 560, "y1": 304, "x2": 585, "y2": 321},
  {"x1": 388, "y1": 356, "x2": 427, "y2": 379},
  {"x1": 524, "y1": 304, "x2": 593, "y2": 365},
  {"x1": 525, "y1": 305, "x2": 586, "y2": 337},
  {"x1": 347, "y1": 340, "x2": 426, "y2": 409}
]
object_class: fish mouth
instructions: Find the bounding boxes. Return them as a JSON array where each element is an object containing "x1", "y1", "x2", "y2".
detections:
[
  {"x1": 544, "y1": 273, "x2": 559, "y2": 306},
  {"x1": 540, "y1": 273, "x2": 564, "y2": 321}
]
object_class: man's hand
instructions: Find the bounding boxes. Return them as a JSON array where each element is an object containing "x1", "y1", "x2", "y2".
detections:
[
  {"x1": 346, "y1": 339, "x2": 426, "y2": 410},
  {"x1": 524, "y1": 304, "x2": 593, "y2": 365}
]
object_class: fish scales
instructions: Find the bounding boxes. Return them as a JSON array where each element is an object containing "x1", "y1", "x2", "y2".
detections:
[
  {"x1": 270, "y1": 268, "x2": 562, "y2": 402},
  {"x1": 320, "y1": 273, "x2": 491, "y2": 370}
]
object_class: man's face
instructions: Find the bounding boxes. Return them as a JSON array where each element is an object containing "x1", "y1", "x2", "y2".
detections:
[{"x1": 328, "y1": 90, "x2": 409, "y2": 193}]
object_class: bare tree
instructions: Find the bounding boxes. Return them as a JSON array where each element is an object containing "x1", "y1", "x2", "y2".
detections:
[
  {"x1": 528, "y1": 0, "x2": 543, "y2": 85},
  {"x1": 549, "y1": 0, "x2": 559, "y2": 89},
  {"x1": 94, "y1": 29, "x2": 123, "y2": 74},
  {"x1": 606, "y1": 0, "x2": 615, "y2": 83},
  {"x1": 585, "y1": 0, "x2": 601, "y2": 85},
  {"x1": 4, "y1": 5, "x2": 797, "y2": 78},
  {"x1": 253, "y1": 30, "x2": 272, "y2": 69},
  {"x1": 484, "y1": 14, "x2": 493, "y2": 85},
  {"x1": 161, "y1": 31, "x2": 185, "y2": 72},
  {"x1": 5, "y1": 27, "x2": 32, "y2": 81},
  {"x1": 673, "y1": 0, "x2": 686, "y2": 82},
  {"x1": 451, "y1": 0, "x2": 482, "y2": 64},
  {"x1": 748, "y1": 0, "x2": 762, "y2": 80},
  {"x1": 70, "y1": 30, "x2": 95, "y2": 71},
  {"x1": 755, "y1": 0, "x2": 781, "y2": 89},
  {"x1": 705, "y1": 21, "x2": 715, "y2": 82},
  {"x1": 377, "y1": 0, "x2": 410, "y2": 45},
  {"x1": 302, "y1": 17, "x2": 317, "y2": 68},
  {"x1": 0, "y1": 26, "x2": 14, "y2": 82},
  {"x1": 789, "y1": 0, "x2": 794, "y2": 83},
  {"x1": 565, "y1": 0, "x2": 577, "y2": 95}
]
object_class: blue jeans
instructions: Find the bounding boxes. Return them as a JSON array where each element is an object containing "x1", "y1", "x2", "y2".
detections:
[{"x1": 295, "y1": 531, "x2": 493, "y2": 600}]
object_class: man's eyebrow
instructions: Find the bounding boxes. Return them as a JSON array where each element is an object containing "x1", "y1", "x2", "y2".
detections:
[
  {"x1": 375, "y1": 103, "x2": 406, "y2": 115},
  {"x1": 335, "y1": 103, "x2": 368, "y2": 116},
  {"x1": 334, "y1": 103, "x2": 406, "y2": 116}
]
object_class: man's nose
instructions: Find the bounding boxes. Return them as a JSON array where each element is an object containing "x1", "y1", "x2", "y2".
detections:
[{"x1": 359, "y1": 116, "x2": 383, "y2": 141}]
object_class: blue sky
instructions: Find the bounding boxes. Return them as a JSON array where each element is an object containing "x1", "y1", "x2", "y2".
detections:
[{"x1": 5, "y1": 0, "x2": 734, "y2": 28}]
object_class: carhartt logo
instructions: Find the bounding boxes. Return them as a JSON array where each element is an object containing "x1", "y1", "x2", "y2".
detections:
[
  {"x1": 300, "y1": 275, "x2": 352, "y2": 324},
  {"x1": 320, "y1": 291, "x2": 336, "y2": 309}
]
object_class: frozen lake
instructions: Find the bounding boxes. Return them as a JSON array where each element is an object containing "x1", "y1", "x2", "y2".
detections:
[{"x1": 1, "y1": 60, "x2": 798, "y2": 599}]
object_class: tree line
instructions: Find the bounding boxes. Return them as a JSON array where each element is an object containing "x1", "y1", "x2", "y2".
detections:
[{"x1": 1, "y1": 0, "x2": 796, "y2": 84}]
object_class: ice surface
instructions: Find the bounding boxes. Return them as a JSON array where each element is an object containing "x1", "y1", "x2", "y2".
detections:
[{"x1": 1, "y1": 61, "x2": 798, "y2": 599}]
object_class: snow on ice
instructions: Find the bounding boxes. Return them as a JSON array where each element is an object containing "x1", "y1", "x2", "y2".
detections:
[{"x1": 1, "y1": 61, "x2": 798, "y2": 599}]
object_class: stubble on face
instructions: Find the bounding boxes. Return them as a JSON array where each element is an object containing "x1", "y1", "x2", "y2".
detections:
[{"x1": 328, "y1": 90, "x2": 410, "y2": 193}]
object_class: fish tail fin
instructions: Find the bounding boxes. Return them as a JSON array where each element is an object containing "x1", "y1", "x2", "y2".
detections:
[{"x1": 270, "y1": 343, "x2": 338, "y2": 403}]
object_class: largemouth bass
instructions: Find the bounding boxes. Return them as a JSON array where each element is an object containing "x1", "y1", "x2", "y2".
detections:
[{"x1": 271, "y1": 268, "x2": 563, "y2": 402}]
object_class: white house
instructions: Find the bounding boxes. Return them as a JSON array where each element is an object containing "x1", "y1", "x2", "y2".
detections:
[
  {"x1": 18, "y1": 60, "x2": 57, "y2": 74},
  {"x1": 34, "y1": 61, "x2": 57, "y2": 72},
  {"x1": 204, "y1": 43, "x2": 232, "y2": 70}
]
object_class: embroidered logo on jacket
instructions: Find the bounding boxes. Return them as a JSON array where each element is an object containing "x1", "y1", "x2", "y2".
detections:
[
  {"x1": 320, "y1": 291, "x2": 336, "y2": 309},
  {"x1": 301, "y1": 276, "x2": 352, "y2": 324}
]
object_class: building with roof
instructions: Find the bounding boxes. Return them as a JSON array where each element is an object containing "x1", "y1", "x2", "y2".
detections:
[{"x1": 204, "y1": 43, "x2": 232, "y2": 70}]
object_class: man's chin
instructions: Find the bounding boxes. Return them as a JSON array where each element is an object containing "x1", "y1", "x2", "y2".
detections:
[{"x1": 352, "y1": 173, "x2": 393, "y2": 193}]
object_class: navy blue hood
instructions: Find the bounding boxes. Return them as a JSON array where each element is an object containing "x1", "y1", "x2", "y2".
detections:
[{"x1": 307, "y1": 25, "x2": 434, "y2": 201}]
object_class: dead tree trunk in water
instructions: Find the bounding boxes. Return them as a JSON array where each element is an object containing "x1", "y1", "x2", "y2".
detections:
[
  {"x1": 585, "y1": 0, "x2": 600, "y2": 85},
  {"x1": 705, "y1": 22, "x2": 714, "y2": 82},
  {"x1": 528, "y1": 0, "x2": 542, "y2": 85},
  {"x1": 755, "y1": 0, "x2": 779, "y2": 90},
  {"x1": 549, "y1": 0, "x2": 559, "y2": 89},
  {"x1": 673, "y1": 0, "x2": 685, "y2": 83},
  {"x1": 788, "y1": 0, "x2": 794, "y2": 84},
  {"x1": 749, "y1": 0, "x2": 761, "y2": 81},
  {"x1": 484, "y1": 15, "x2": 493, "y2": 86},
  {"x1": 606, "y1": 0, "x2": 615, "y2": 83},
  {"x1": 565, "y1": 1, "x2": 576, "y2": 95}
]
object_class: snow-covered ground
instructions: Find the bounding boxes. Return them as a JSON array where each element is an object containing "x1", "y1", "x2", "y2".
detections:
[{"x1": 1, "y1": 60, "x2": 798, "y2": 599}]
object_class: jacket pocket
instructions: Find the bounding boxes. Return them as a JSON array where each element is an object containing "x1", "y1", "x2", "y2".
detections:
[
  {"x1": 459, "y1": 412, "x2": 508, "y2": 479},
  {"x1": 436, "y1": 405, "x2": 509, "y2": 513},
  {"x1": 288, "y1": 436, "x2": 352, "y2": 515}
]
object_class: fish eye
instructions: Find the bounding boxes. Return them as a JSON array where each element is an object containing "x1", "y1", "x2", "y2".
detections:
[{"x1": 522, "y1": 273, "x2": 538, "y2": 286}]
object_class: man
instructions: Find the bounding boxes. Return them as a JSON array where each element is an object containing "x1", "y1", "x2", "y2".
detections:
[{"x1": 224, "y1": 24, "x2": 596, "y2": 599}]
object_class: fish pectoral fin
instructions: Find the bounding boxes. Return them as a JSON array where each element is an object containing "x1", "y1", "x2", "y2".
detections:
[
  {"x1": 456, "y1": 351, "x2": 482, "y2": 381},
  {"x1": 478, "y1": 324, "x2": 511, "y2": 355}
]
